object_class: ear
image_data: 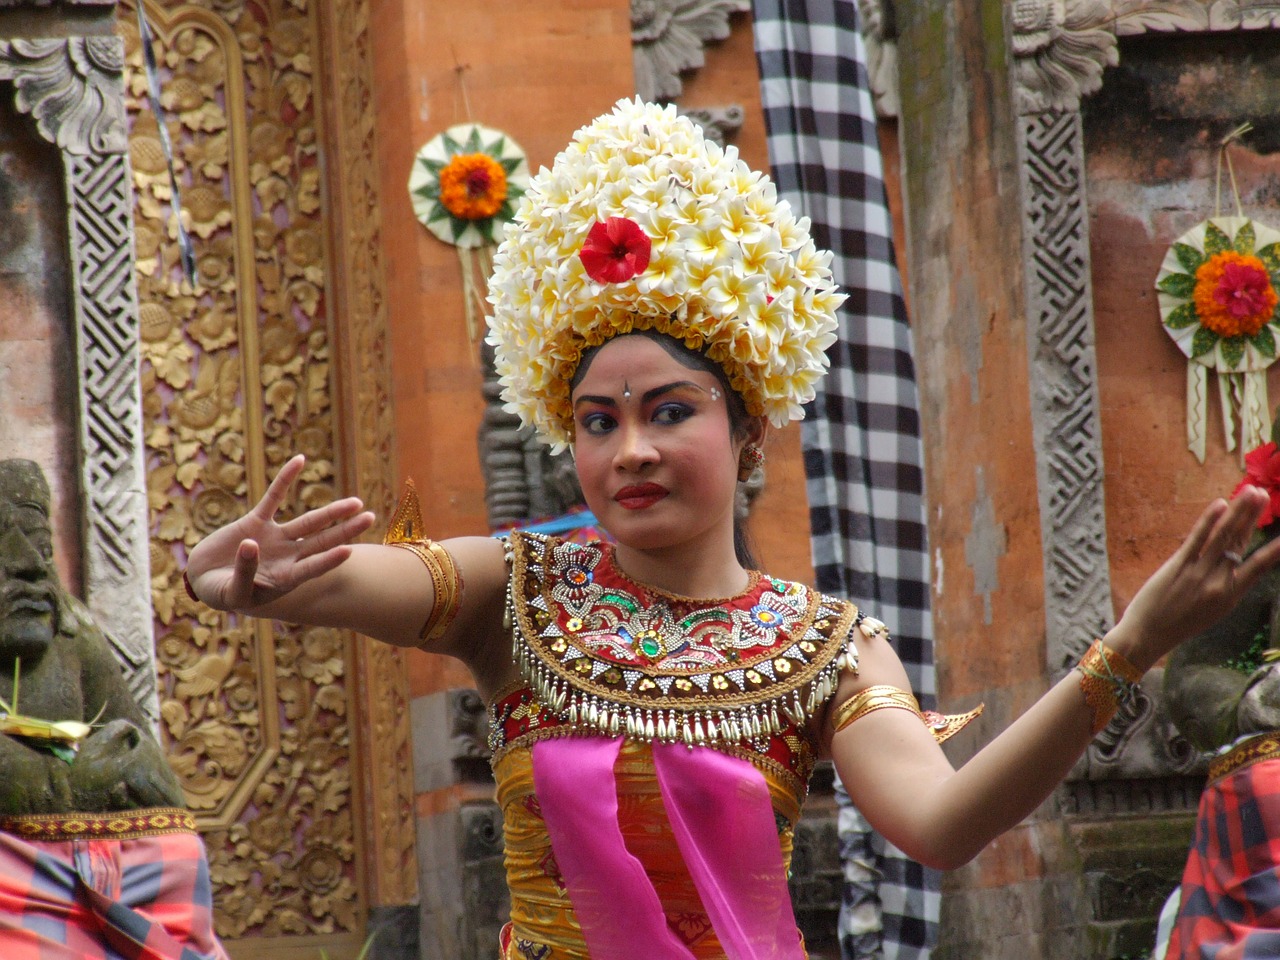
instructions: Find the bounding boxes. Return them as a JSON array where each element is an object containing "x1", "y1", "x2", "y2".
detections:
[{"x1": 741, "y1": 416, "x2": 768, "y2": 451}]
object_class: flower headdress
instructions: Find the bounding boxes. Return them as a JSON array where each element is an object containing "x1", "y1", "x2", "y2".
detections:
[{"x1": 486, "y1": 98, "x2": 843, "y2": 449}]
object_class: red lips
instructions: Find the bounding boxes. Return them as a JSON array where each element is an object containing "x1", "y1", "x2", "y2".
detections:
[{"x1": 614, "y1": 483, "x2": 668, "y2": 510}]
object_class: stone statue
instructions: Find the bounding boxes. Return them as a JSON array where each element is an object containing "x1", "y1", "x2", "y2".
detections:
[
  {"x1": 0, "y1": 458, "x2": 182, "y2": 814},
  {"x1": 1163, "y1": 558, "x2": 1280, "y2": 753}
]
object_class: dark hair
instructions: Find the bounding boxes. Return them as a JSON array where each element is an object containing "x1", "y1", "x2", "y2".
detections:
[{"x1": 570, "y1": 329, "x2": 760, "y2": 568}]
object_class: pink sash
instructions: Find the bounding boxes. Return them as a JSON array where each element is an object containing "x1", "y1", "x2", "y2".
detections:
[{"x1": 532, "y1": 737, "x2": 805, "y2": 959}]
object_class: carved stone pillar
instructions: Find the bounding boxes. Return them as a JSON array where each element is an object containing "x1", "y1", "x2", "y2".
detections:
[{"x1": 0, "y1": 9, "x2": 159, "y2": 722}]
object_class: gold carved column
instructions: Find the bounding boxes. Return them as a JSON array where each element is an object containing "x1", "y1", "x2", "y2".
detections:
[{"x1": 123, "y1": 0, "x2": 413, "y2": 956}]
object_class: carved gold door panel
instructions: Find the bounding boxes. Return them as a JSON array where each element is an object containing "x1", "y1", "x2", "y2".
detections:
[{"x1": 122, "y1": 0, "x2": 413, "y2": 956}]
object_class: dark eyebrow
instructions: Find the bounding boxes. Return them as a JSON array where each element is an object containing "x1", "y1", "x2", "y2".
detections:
[{"x1": 573, "y1": 381, "x2": 705, "y2": 410}]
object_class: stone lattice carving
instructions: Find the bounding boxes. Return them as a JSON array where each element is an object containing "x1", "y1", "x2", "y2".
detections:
[
  {"x1": 1010, "y1": 0, "x2": 1118, "y2": 114},
  {"x1": 1110, "y1": 0, "x2": 1280, "y2": 33},
  {"x1": 632, "y1": 0, "x2": 751, "y2": 102},
  {"x1": 0, "y1": 36, "x2": 157, "y2": 724},
  {"x1": 66, "y1": 150, "x2": 157, "y2": 719}
]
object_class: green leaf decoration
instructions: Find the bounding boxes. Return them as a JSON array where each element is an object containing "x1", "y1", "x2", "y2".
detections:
[
  {"x1": 426, "y1": 203, "x2": 450, "y2": 224},
  {"x1": 450, "y1": 214, "x2": 469, "y2": 243},
  {"x1": 488, "y1": 136, "x2": 506, "y2": 156},
  {"x1": 1205, "y1": 221, "x2": 1233, "y2": 257},
  {"x1": 1164, "y1": 302, "x2": 1199, "y2": 329},
  {"x1": 419, "y1": 156, "x2": 447, "y2": 177},
  {"x1": 500, "y1": 156, "x2": 524, "y2": 175},
  {"x1": 1235, "y1": 220, "x2": 1257, "y2": 255},
  {"x1": 1174, "y1": 242, "x2": 1206, "y2": 275},
  {"x1": 441, "y1": 132, "x2": 463, "y2": 157},
  {"x1": 1192, "y1": 326, "x2": 1219, "y2": 358},
  {"x1": 1221, "y1": 335, "x2": 1246, "y2": 368},
  {"x1": 412, "y1": 183, "x2": 440, "y2": 201},
  {"x1": 1259, "y1": 242, "x2": 1280, "y2": 277},
  {"x1": 1253, "y1": 325, "x2": 1277, "y2": 358},
  {"x1": 1157, "y1": 272, "x2": 1197, "y2": 298},
  {"x1": 464, "y1": 126, "x2": 484, "y2": 153}
]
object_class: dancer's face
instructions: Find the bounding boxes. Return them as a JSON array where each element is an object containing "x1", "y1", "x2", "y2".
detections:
[{"x1": 570, "y1": 335, "x2": 749, "y2": 556}]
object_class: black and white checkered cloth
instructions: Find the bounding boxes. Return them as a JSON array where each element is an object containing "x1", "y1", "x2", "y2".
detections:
[{"x1": 750, "y1": 2, "x2": 939, "y2": 957}]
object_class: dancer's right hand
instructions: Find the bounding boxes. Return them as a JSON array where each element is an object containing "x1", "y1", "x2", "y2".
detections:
[{"x1": 184, "y1": 454, "x2": 375, "y2": 611}]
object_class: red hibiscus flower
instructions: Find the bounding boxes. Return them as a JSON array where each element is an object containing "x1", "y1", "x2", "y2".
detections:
[
  {"x1": 1234, "y1": 440, "x2": 1280, "y2": 527},
  {"x1": 579, "y1": 217, "x2": 651, "y2": 284}
]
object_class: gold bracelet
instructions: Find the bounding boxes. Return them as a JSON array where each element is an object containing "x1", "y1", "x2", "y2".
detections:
[
  {"x1": 383, "y1": 477, "x2": 463, "y2": 643},
  {"x1": 833, "y1": 685, "x2": 923, "y2": 732},
  {"x1": 1075, "y1": 638, "x2": 1144, "y2": 736},
  {"x1": 390, "y1": 540, "x2": 463, "y2": 642},
  {"x1": 833, "y1": 685, "x2": 985, "y2": 744}
]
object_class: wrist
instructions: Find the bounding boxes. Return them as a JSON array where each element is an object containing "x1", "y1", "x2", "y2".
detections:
[{"x1": 1099, "y1": 623, "x2": 1156, "y2": 675}]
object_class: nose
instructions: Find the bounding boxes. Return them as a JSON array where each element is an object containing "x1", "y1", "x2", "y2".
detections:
[
  {"x1": 0, "y1": 527, "x2": 46, "y2": 579},
  {"x1": 614, "y1": 421, "x2": 658, "y2": 472}
]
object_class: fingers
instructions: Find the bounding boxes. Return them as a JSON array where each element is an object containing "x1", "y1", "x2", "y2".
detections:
[
  {"x1": 277, "y1": 497, "x2": 367, "y2": 541},
  {"x1": 252, "y1": 454, "x2": 306, "y2": 521},
  {"x1": 295, "y1": 511, "x2": 377, "y2": 560},
  {"x1": 292, "y1": 544, "x2": 355, "y2": 585},
  {"x1": 225, "y1": 539, "x2": 261, "y2": 608}
]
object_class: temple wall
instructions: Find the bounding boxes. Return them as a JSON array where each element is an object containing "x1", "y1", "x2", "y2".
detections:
[{"x1": 893, "y1": 2, "x2": 1280, "y2": 956}]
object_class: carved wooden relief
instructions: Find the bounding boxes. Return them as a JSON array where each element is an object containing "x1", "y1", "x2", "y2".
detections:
[{"x1": 120, "y1": 0, "x2": 387, "y2": 944}]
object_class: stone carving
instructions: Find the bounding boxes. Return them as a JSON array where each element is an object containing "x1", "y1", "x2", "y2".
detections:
[
  {"x1": 0, "y1": 38, "x2": 127, "y2": 155},
  {"x1": 0, "y1": 36, "x2": 156, "y2": 724},
  {"x1": 680, "y1": 104, "x2": 744, "y2": 147},
  {"x1": 0, "y1": 459, "x2": 181, "y2": 815},
  {"x1": 1164, "y1": 558, "x2": 1280, "y2": 755},
  {"x1": 857, "y1": 0, "x2": 899, "y2": 117},
  {"x1": 1010, "y1": 0, "x2": 1118, "y2": 114},
  {"x1": 1111, "y1": 0, "x2": 1280, "y2": 33},
  {"x1": 67, "y1": 150, "x2": 157, "y2": 723},
  {"x1": 632, "y1": 0, "x2": 751, "y2": 102}
]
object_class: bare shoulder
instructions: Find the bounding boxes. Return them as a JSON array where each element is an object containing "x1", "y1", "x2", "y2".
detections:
[{"x1": 811, "y1": 613, "x2": 914, "y2": 755}]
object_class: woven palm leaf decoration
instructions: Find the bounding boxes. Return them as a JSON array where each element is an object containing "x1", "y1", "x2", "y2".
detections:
[
  {"x1": 1156, "y1": 215, "x2": 1280, "y2": 463},
  {"x1": 408, "y1": 123, "x2": 530, "y2": 341}
]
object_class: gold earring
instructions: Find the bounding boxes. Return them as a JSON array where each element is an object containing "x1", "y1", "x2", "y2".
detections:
[{"x1": 737, "y1": 445, "x2": 765, "y2": 482}]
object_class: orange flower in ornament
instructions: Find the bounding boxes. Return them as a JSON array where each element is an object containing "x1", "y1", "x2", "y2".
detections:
[
  {"x1": 1193, "y1": 250, "x2": 1278, "y2": 339},
  {"x1": 438, "y1": 152, "x2": 508, "y2": 221}
]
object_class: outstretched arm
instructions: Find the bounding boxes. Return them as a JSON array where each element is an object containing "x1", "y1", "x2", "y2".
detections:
[
  {"x1": 828, "y1": 488, "x2": 1280, "y2": 870},
  {"x1": 183, "y1": 456, "x2": 511, "y2": 664}
]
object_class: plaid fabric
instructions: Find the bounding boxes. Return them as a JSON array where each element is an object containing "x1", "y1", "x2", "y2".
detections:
[
  {"x1": 750, "y1": 2, "x2": 938, "y2": 957},
  {"x1": 1164, "y1": 742, "x2": 1280, "y2": 959},
  {"x1": 0, "y1": 826, "x2": 228, "y2": 960}
]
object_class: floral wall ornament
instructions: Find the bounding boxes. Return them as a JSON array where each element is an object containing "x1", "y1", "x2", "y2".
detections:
[
  {"x1": 1156, "y1": 215, "x2": 1280, "y2": 463},
  {"x1": 408, "y1": 122, "x2": 529, "y2": 341}
]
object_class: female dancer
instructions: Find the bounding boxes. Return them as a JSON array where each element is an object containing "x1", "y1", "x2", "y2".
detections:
[{"x1": 185, "y1": 100, "x2": 1280, "y2": 959}]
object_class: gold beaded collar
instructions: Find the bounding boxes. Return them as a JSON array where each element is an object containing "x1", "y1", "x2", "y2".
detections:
[{"x1": 504, "y1": 531, "x2": 864, "y2": 746}]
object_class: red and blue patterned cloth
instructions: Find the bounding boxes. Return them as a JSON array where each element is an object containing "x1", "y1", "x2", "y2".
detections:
[
  {"x1": 0, "y1": 809, "x2": 228, "y2": 960},
  {"x1": 1164, "y1": 733, "x2": 1280, "y2": 959}
]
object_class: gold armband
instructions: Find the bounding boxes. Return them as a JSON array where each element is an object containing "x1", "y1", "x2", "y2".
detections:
[
  {"x1": 833, "y1": 685, "x2": 983, "y2": 744},
  {"x1": 1075, "y1": 638, "x2": 1144, "y2": 736},
  {"x1": 384, "y1": 479, "x2": 464, "y2": 643}
]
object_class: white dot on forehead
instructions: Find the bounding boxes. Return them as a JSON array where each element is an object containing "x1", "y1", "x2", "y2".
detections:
[{"x1": 710, "y1": 387, "x2": 722, "y2": 400}]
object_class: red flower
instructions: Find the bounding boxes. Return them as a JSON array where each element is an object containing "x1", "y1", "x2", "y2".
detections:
[
  {"x1": 579, "y1": 217, "x2": 651, "y2": 284},
  {"x1": 1234, "y1": 441, "x2": 1280, "y2": 527},
  {"x1": 1217, "y1": 260, "x2": 1275, "y2": 319}
]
